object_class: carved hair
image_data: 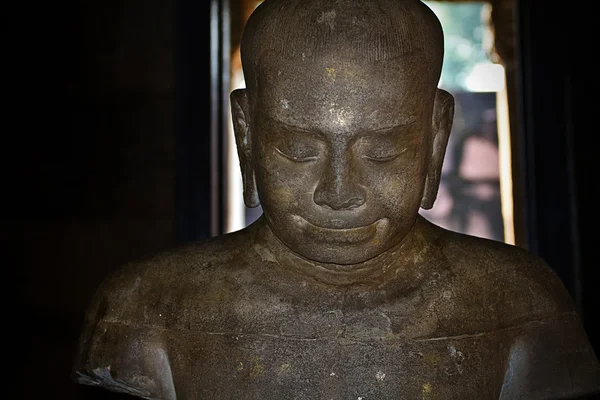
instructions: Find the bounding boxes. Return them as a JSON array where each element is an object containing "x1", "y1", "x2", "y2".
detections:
[{"x1": 241, "y1": 0, "x2": 444, "y2": 91}]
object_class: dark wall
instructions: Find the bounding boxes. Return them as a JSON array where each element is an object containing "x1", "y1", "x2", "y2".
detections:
[
  {"x1": 17, "y1": 0, "x2": 211, "y2": 398},
  {"x1": 516, "y1": 0, "x2": 599, "y2": 356}
]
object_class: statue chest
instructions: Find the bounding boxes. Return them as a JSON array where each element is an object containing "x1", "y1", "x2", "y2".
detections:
[
  {"x1": 160, "y1": 328, "x2": 510, "y2": 399},
  {"x1": 140, "y1": 281, "x2": 512, "y2": 399}
]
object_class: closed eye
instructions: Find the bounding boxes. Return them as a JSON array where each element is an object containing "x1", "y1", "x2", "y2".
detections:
[
  {"x1": 362, "y1": 148, "x2": 407, "y2": 163},
  {"x1": 274, "y1": 146, "x2": 319, "y2": 163},
  {"x1": 362, "y1": 154, "x2": 400, "y2": 163}
]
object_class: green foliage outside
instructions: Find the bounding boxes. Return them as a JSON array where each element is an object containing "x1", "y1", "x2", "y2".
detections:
[{"x1": 424, "y1": 2, "x2": 491, "y2": 91}]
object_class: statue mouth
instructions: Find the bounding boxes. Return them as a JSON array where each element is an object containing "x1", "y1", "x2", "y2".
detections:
[{"x1": 292, "y1": 215, "x2": 384, "y2": 244}]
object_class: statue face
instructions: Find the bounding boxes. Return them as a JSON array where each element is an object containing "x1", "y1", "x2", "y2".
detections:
[{"x1": 247, "y1": 55, "x2": 441, "y2": 265}]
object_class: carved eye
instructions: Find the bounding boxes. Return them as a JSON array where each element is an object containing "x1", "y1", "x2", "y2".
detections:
[
  {"x1": 274, "y1": 145, "x2": 319, "y2": 163},
  {"x1": 355, "y1": 133, "x2": 408, "y2": 164},
  {"x1": 362, "y1": 147, "x2": 407, "y2": 163},
  {"x1": 362, "y1": 153, "x2": 401, "y2": 163}
]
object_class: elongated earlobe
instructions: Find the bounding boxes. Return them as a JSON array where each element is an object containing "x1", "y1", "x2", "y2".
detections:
[
  {"x1": 231, "y1": 89, "x2": 260, "y2": 208},
  {"x1": 421, "y1": 89, "x2": 455, "y2": 210}
]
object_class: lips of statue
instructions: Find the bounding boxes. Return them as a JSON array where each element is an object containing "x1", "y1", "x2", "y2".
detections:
[{"x1": 253, "y1": 56, "x2": 435, "y2": 265}]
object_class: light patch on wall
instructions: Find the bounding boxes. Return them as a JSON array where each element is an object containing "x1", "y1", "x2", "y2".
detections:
[{"x1": 465, "y1": 62, "x2": 506, "y2": 92}]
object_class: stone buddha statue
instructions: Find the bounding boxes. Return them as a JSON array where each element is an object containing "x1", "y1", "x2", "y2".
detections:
[{"x1": 73, "y1": 0, "x2": 600, "y2": 398}]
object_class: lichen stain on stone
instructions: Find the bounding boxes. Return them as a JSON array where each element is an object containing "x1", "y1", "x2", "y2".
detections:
[
  {"x1": 253, "y1": 244, "x2": 279, "y2": 264},
  {"x1": 317, "y1": 10, "x2": 336, "y2": 29},
  {"x1": 262, "y1": 246, "x2": 278, "y2": 263},
  {"x1": 424, "y1": 352, "x2": 440, "y2": 366},
  {"x1": 273, "y1": 186, "x2": 294, "y2": 205},
  {"x1": 422, "y1": 383, "x2": 432, "y2": 399},
  {"x1": 250, "y1": 357, "x2": 265, "y2": 378},
  {"x1": 279, "y1": 363, "x2": 292, "y2": 374},
  {"x1": 326, "y1": 67, "x2": 337, "y2": 80},
  {"x1": 342, "y1": 69, "x2": 356, "y2": 79},
  {"x1": 447, "y1": 345, "x2": 465, "y2": 375},
  {"x1": 411, "y1": 245, "x2": 428, "y2": 263}
]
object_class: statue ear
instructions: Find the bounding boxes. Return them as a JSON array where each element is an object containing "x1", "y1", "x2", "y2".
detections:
[
  {"x1": 421, "y1": 89, "x2": 455, "y2": 210},
  {"x1": 231, "y1": 89, "x2": 260, "y2": 208}
]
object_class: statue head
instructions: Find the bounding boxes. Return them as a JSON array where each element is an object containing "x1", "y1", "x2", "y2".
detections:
[{"x1": 231, "y1": 0, "x2": 455, "y2": 265}]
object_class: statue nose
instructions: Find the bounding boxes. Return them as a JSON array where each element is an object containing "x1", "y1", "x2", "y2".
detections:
[
  {"x1": 313, "y1": 165, "x2": 366, "y2": 211},
  {"x1": 315, "y1": 193, "x2": 365, "y2": 210}
]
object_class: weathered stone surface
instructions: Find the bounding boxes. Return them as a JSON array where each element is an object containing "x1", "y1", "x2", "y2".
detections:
[{"x1": 73, "y1": 0, "x2": 600, "y2": 398}]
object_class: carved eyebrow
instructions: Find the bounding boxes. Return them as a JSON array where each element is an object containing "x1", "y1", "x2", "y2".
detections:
[
  {"x1": 265, "y1": 116, "x2": 328, "y2": 142},
  {"x1": 266, "y1": 115, "x2": 418, "y2": 136},
  {"x1": 367, "y1": 117, "x2": 419, "y2": 133},
  {"x1": 265, "y1": 116, "x2": 313, "y2": 132}
]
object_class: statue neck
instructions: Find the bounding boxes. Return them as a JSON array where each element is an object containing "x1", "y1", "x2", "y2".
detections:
[{"x1": 255, "y1": 215, "x2": 436, "y2": 288}]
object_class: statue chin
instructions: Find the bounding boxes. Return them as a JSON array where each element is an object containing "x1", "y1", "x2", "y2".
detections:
[{"x1": 272, "y1": 216, "x2": 395, "y2": 266}]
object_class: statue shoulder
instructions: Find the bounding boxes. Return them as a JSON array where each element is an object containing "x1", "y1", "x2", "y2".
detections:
[
  {"x1": 428, "y1": 228, "x2": 600, "y2": 398},
  {"x1": 84, "y1": 227, "x2": 257, "y2": 327},
  {"x1": 434, "y1": 228, "x2": 576, "y2": 320},
  {"x1": 72, "y1": 227, "x2": 257, "y2": 397}
]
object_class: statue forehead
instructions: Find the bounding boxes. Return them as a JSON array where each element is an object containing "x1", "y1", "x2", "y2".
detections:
[
  {"x1": 243, "y1": 0, "x2": 441, "y2": 67},
  {"x1": 254, "y1": 53, "x2": 431, "y2": 133}
]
